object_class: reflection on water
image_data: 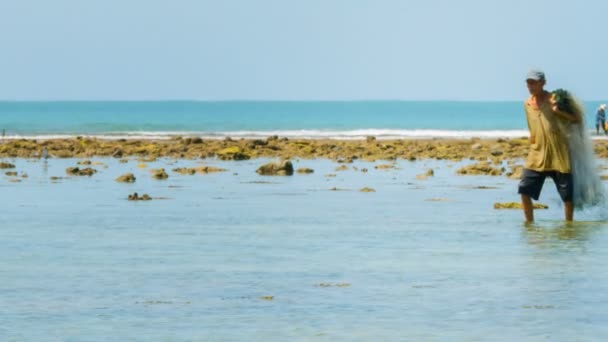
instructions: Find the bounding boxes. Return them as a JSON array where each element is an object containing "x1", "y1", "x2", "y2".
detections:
[
  {"x1": 42, "y1": 159, "x2": 48, "y2": 175},
  {"x1": 518, "y1": 220, "x2": 607, "y2": 340},
  {"x1": 523, "y1": 221, "x2": 602, "y2": 247}
]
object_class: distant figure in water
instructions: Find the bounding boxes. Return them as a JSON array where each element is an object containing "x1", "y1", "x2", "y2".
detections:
[
  {"x1": 596, "y1": 104, "x2": 606, "y2": 135},
  {"x1": 42, "y1": 147, "x2": 49, "y2": 174},
  {"x1": 518, "y1": 69, "x2": 581, "y2": 223}
]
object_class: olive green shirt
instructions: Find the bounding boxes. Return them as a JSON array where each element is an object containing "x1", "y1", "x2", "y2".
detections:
[{"x1": 524, "y1": 97, "x2": 571, "y2": 173}]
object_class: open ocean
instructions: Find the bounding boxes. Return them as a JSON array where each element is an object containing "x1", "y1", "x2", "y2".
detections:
[
  {"x1": 0, "y1": 100, "x2": 606, "y2": 140},
  {"x1": 2, "y1": 101, "x2": 608, "y2": 340}
]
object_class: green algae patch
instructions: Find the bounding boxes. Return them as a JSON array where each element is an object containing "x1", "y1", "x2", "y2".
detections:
[
  {"x1": 217, "y1": 146, "x2": 250, "y2": 160},
  {"x1": 494, "y1": 202, "x2": 548, "y2": 209}
]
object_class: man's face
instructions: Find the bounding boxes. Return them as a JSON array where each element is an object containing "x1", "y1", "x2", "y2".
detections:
[{"x1": 526, "y1": 79, "x2": 545, "y2": 95}]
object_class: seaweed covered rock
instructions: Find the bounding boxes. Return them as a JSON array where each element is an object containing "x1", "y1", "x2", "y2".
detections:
[
  {"x1": 151, "y1": 168, "x2": 169, "y2": 180},
  {"x1": 173, "y1": 166, "x2": 227, "y2": 175},
  {"x1": 374, "y1": 164, "x2": 395, "y2": 170},
  {"x1": 112, "y1": 148, "x2": 124, "y2": 158},
  {"x1": 0, "y1": 162, "x2": 15, "y2": 169},
  {"x1": 256, "y1": 160, "x2": 294, "y2": 176},
  {"x1": 65, "y1": 167, "x2": 79, "y2": 175},
  {"x1": 66, "y1": 166, "x2": 97, "y2": 176},
  {"x1": 416, "y1": 168, "x2": 435, "y2": 180},
  {"x1": 128, "y1": 192, "x2": 152, "y2": 201},
  {"x1": 196, "y1": 166, "x2": 227, "y2": 173},
  {"x1": 296, "y1": 167, "x2": 314, "y2": 174},
  {"x1": 0, "y1": 136, "x2": 587, "y2": 161},
  {"x1": 116, "y1": 173, "x2": 136, "y2": 183},
  {"x1": 457, "y1": 162, "x2": 504, "y2": 176},
  {"x1": 173, "y1": 167, "x2": 197, "y2": 175}
]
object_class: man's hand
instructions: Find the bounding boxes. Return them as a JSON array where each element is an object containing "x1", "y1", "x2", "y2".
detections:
[
  {"x1": 550, "y1": 93, "x2": 581, "y2": 123},
  {"x1": 550, "y1": 93, "x2": 560, "y2": 112}
]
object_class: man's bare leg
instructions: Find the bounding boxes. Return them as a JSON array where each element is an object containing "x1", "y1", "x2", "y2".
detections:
[
  {"x1": 565, "y1": 201, "x2": 574, "y2": 221},
  {"x1": 522, "y1": 194, "x2": 534, "y2": 223}
]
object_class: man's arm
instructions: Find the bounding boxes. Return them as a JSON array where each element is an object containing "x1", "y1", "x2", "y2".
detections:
[
  {"x1": 552, "y1": 107, "x2": 581, "y2": 123},
  {"x1": 549, "y1": 95, "x2": 581, "y2": 123},
  {"x1": 524, "y1": 103, "x2": 535, "y2": 144}
]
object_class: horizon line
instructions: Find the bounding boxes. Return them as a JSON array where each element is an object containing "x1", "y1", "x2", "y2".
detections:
[{"x1": 0, "y1": 98, "x2": 606, "y2": 103}]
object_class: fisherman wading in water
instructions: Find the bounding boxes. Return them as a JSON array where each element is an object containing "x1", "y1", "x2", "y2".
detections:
[{"x1": 518, "y1": 69, "x2": 581, "y2": 223}]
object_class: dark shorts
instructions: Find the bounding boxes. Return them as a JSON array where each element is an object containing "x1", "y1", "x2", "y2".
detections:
[{"x1": 518, "y1": 168, "x2": 573, "y2": 202}]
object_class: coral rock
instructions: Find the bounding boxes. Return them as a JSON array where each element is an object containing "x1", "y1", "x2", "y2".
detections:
[
  {"x1": 256, "y1": 160, "x2": 294, "y2": 176},
  {"x1": 296, "y1": 168, "x2": 314, "y2": 174}
]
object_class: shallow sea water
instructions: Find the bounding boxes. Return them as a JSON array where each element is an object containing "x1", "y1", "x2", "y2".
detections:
[{"x1": 1, "y1": 157, "x2": 608, "y2": 341}]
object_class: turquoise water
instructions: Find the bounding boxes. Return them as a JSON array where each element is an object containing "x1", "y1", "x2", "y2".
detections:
[
  {"x1": 2, "y1": 157, "x2": 608, "y2": 340},
  {"x1": 0, "y1": 100, "x2": 606, "y2": 139}
]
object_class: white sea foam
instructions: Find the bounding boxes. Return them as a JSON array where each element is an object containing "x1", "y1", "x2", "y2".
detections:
[
  {"x1": 3, "y1": 129, "x2": 608, "y2": 141},
  {"x1": 0, "y1": 129, "x2": 541, "y2": 141}
]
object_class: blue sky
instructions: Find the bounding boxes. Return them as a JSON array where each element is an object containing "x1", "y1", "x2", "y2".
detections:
[{"x1": 1, "y1": 0, "x2": 607, "y2": 100}]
